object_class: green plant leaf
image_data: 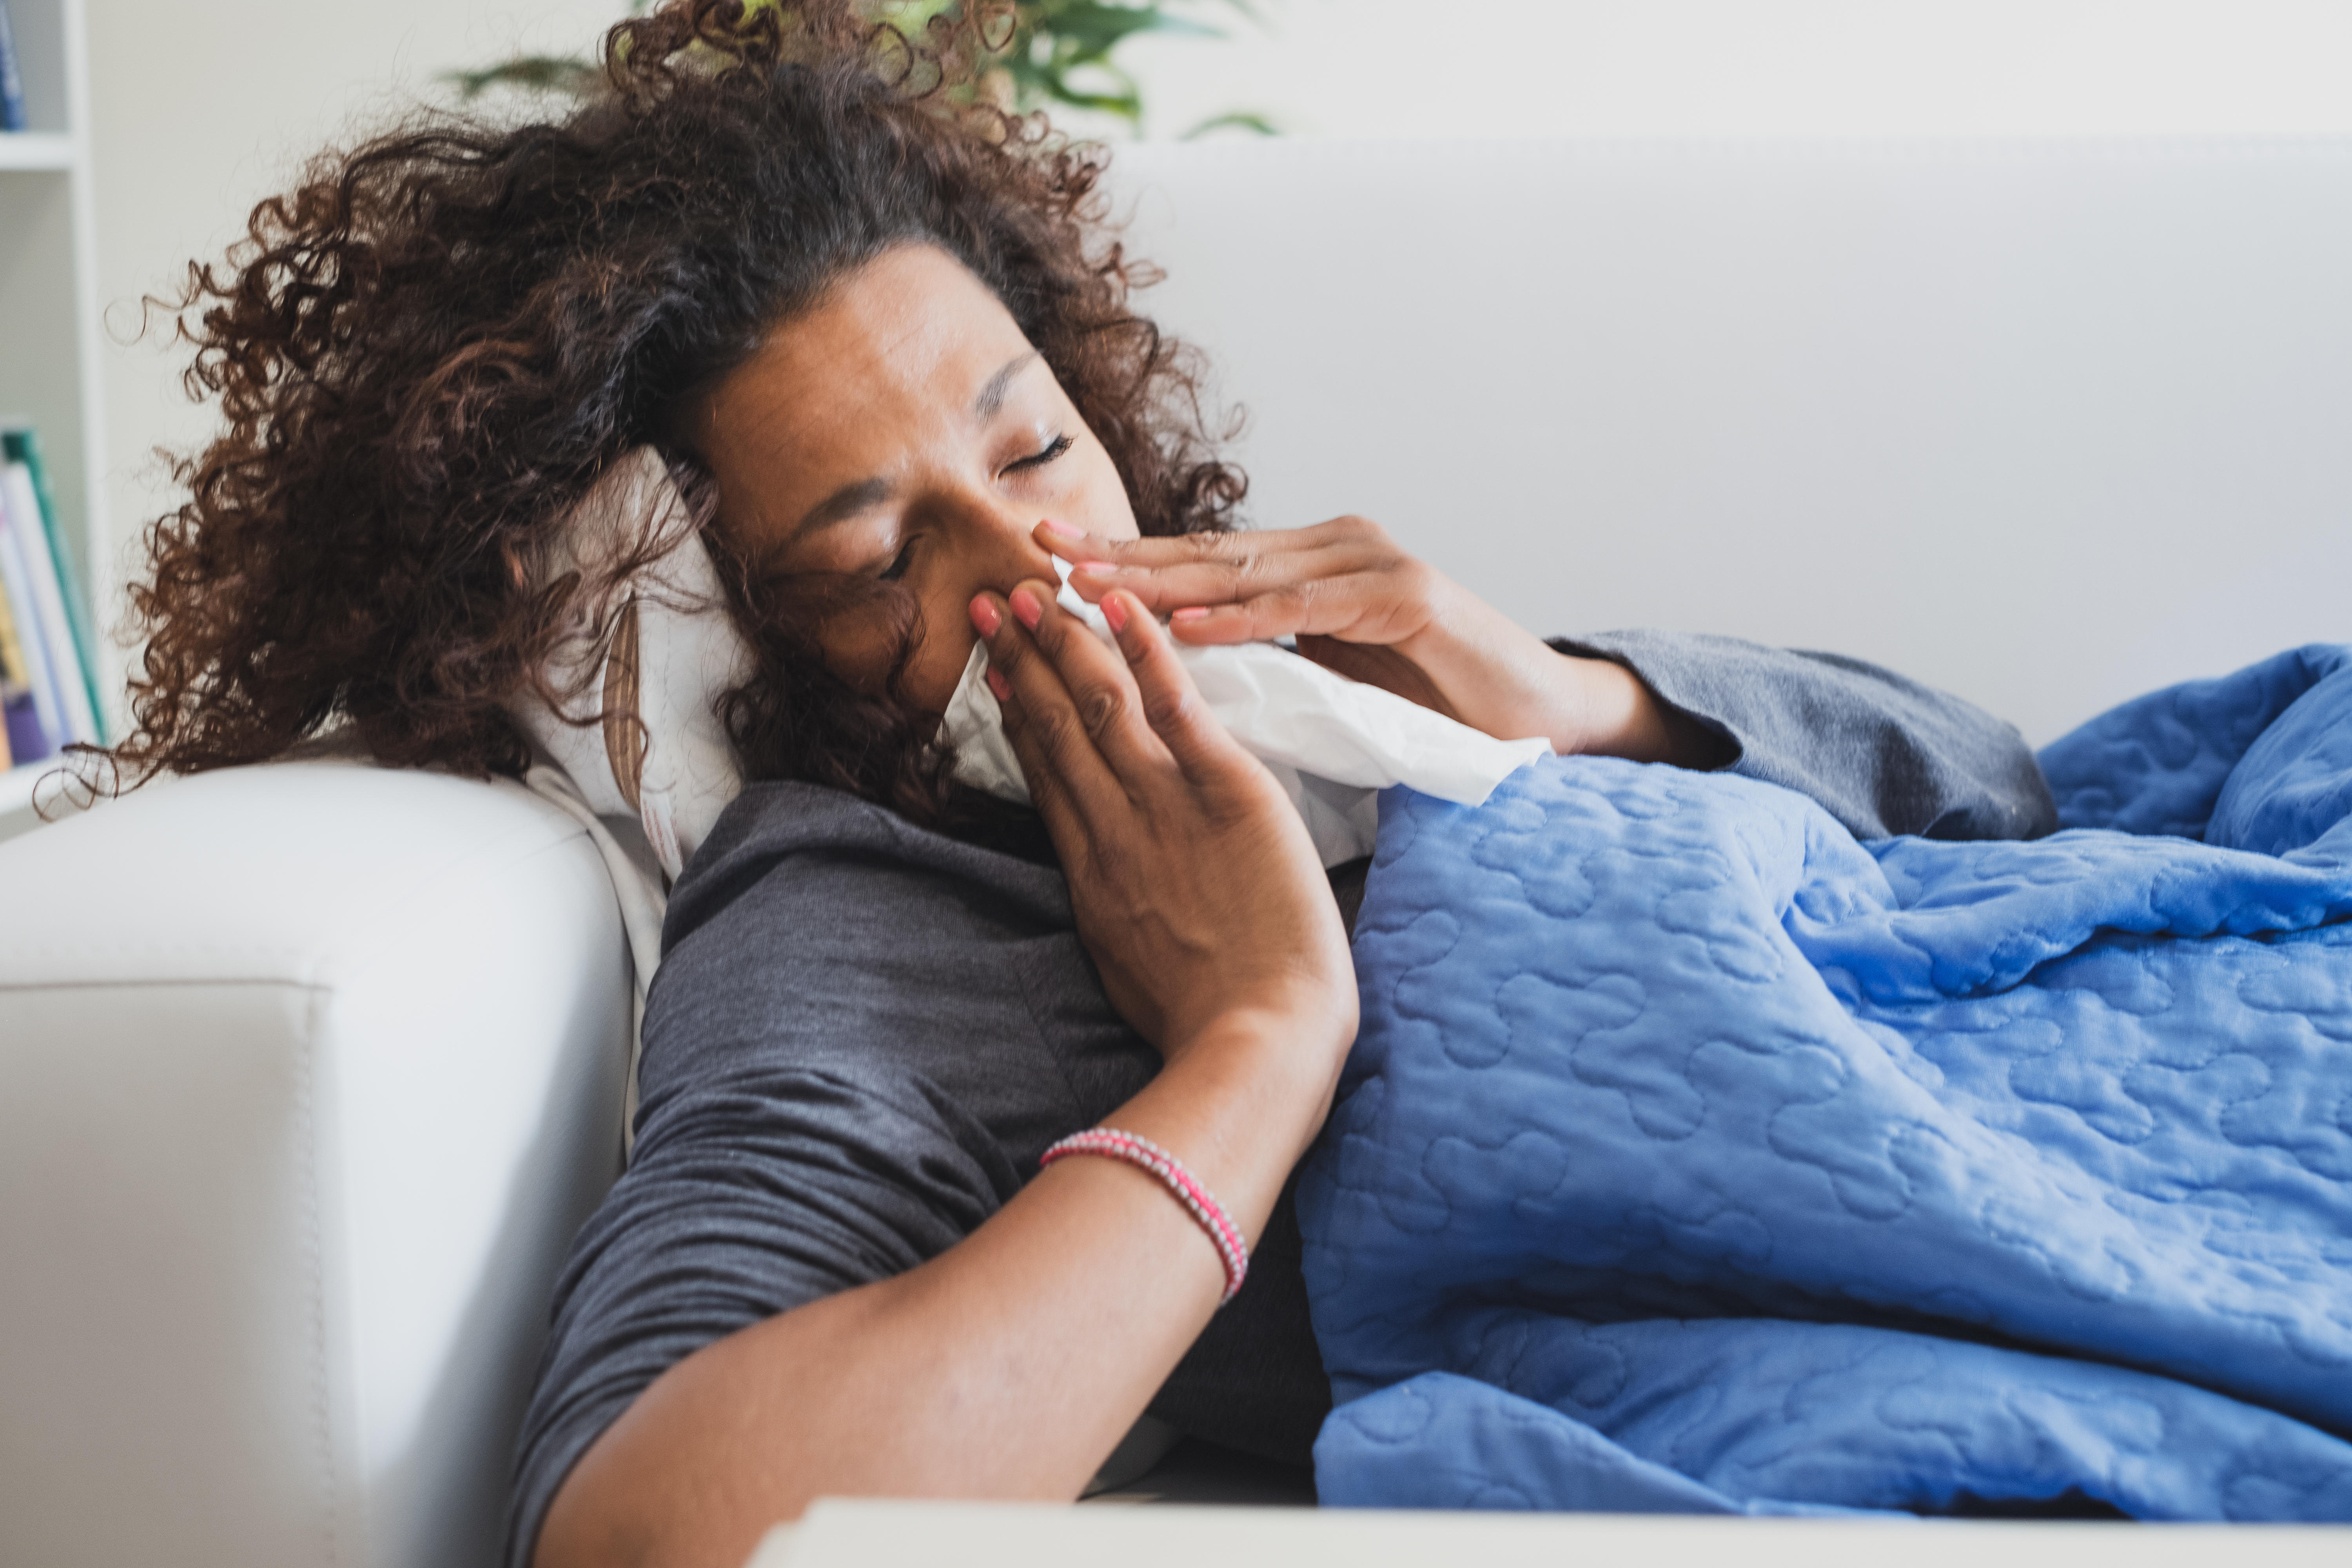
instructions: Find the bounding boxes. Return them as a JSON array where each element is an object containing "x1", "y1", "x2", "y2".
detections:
[
  {"x1": 448, "y1": 1, "x2": 1281, "y2": 132},
  {"x1": 1180, "y1": 108, "x2": 1278, "y2": 138},
  {"x1": 1031, "y1": 2, "x2": 1218, "y2": 54},
  {"x1": 443, "y1": 55, "x2": 601, "y2": 100}
]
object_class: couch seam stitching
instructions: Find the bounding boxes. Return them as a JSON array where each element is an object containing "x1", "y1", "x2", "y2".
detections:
[{"x1": 294, "y1": 981, "x2": 343, "y2": 1568}]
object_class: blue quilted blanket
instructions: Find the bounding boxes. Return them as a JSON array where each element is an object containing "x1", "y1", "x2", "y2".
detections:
[{"x1": 1303, "y1": 645, "x2": 2352, "y2": 1519}]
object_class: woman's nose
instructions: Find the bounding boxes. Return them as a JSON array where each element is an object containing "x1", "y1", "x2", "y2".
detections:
[{"x1": 966, "y1": 501, "x2": 1061, "y2": 589}]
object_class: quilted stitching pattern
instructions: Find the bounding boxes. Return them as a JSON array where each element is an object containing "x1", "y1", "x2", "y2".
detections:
[
  {"x1": 1304, "y1": 648, "x2": 2352, "y2": 1518},
  {"x1": 2037, "y1": 643, "x2": 2352, "y2": 838}
]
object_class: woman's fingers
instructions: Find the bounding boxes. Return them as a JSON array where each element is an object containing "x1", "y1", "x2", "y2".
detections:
[
  {"x1": 1067, "y1": 541, "x2": 1353, "y2": 616},
  {"x1": 977, "y1": 586, "x2": 1120, "y2": 818},
  {"x1": 974, "y1": 604, "x2": 1085, "y2": 840},
  {"x1": 994, "y1": 669, "x2": 1090, "y2": 873},
  {"x1": 1165, "y1": 590, "x2": 1325, "y2": 647},
  {"x1": 1099, "y1": 589, "x2": 1244, "y2": 785},
  {"x1": 1040, "y1": 518, "x2": 1438, "y2": 648},
  {"x1": 1040, "y1": 517, "x2": 1330, "y2": 570},
  {"x1": 1040, "y1": 519, "x2": 1360, "y2": 612},
  {"x1": 972, "y1": 581, "x2": 1171, "y2": 809}
]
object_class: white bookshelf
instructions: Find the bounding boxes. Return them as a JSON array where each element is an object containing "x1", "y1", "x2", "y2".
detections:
[
  {"x1": 0, "y1": 129, "x2": 69, "y2": 170},
  {"x1": 1, "y1": 0, "x2": 106, "y2": 842}
]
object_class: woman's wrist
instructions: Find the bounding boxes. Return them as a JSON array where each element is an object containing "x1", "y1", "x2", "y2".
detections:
[
  {"x1": 1388, "y1": 584, "x2": 1683, "y2": 761},
  {"x1": 1548, "y1": 652, "x2": 1727, "y2": 768},
  {"x1": 1550, "y1": 654, "x2": 1662, "y2": 760},
  {"x1": 1169, "y1": 995, "x2": 1352, "y2": 1082},
  {"x1": 1146, "y1": 1001, "x2": 1354, "y2": 1185}
]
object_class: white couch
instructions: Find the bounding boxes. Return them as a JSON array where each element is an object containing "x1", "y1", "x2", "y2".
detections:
[{"x1": 4, "y1": 136, "x2": 2350, "y2": 1568}]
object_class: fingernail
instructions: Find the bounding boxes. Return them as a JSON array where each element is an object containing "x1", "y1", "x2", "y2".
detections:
[
  {"x1": 1010, "y1": 587, "x2": 1043, "y2": 629},
  {"x1": 1102, "y1": 593, "x2": 1129, "y2": 633},
  {"x1": 1072, "y1": 560, "x2": 1116, "y2": 580},
  {"x1": 985, "y1": 668, "x2": 1011, "y2": 701},
  {"x1": 969, "y1": 595, "x2": 1002, "y2": 637},
  {"x1": 1171, "y1": 606, "x2": 1210, "y2": 624},
  {"x1": 1038, "y1": 519, "x2": 1085, "y2": 541}
]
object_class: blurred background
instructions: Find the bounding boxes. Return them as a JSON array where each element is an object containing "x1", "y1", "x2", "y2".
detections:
[{"x1": 71, "y1": 0, "x2": 2352, "y2": 666}]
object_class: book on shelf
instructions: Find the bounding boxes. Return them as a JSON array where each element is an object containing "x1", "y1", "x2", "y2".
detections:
[
  {"x1": 0, "y1": 418, "x2": 103, "y2": 768},
  {"x1": 0, "y1": 566, "x2": 31, "y2": 769},
  {"x1": 3, "y1": 425, "x2": 100, "y2": 728},
  {"x1": 0, "y1": 0, "x2": 24, "y2": 134}
]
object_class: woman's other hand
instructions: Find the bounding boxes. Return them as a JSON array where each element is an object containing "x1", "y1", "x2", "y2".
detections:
[
  {"x1": 969, "y1": 579, "x2": 1356, "y2": 1075},
  {"x1": 1040, "y1": 517, "x2": 1723, "y2": 767}
]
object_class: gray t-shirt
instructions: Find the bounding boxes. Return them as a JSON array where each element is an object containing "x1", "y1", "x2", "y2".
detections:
[{"x1": 505, "y1": 632, "x2": 2056, "y2": 1564}]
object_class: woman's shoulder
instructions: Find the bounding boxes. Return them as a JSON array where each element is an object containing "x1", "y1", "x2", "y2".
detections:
[
  {"x1": 663, "y1": 782, "x2": 1065, "y2": 953},
  {"x1": 640, "y1": 779, "x2": 1128, "y2": 1169},
  {"x1": 646, "y1": 777, "x2": 1094, "y2": 1076}
]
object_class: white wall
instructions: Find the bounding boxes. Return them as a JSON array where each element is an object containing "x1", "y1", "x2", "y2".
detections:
[
  {"x1": 1124, "y1": 0, "x2": 2352, "y2": 141},
  {"x1": 85, "y1": 0, "x2": 618, "y2": 617},
  {"x1": 82, "y1": 1, "x2": 2352, "y2": 633}
]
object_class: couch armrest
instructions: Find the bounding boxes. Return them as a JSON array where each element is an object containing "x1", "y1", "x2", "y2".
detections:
[{"x1": 0, "y1": 760, "x2": 632, "y2": 1568}]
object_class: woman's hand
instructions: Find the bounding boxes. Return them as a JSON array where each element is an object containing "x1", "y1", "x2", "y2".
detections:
[
  {"x1": 1039, "y1": 516, "x2": 1719, "y2": 767},
  {"x1": 969, "y1": 577, "x2": 1356, "y2": 1069}
]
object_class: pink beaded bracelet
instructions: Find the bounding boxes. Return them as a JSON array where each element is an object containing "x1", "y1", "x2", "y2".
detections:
[{"x1": 1040, "y1": 1128, "x2": 1250, "y2": 1305}]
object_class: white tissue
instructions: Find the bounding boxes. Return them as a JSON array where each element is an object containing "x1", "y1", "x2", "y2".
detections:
[{"x1": 938, "y1": 559, "x2": 1551, "y2": 866}]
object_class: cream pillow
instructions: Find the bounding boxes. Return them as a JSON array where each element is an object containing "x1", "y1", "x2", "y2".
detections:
[{"x1": 511, "y1": 446, "x2": 750, "y2": 885}]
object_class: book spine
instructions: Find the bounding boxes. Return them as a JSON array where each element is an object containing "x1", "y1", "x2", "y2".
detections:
[
  {"x1": 0, "y1": 559, "x2": 39, "y2": 766},
  {"x1": 0, "y1": 490, "x2": 64, "y2": 755},
  {"x1": 0, "y1": 0, "x2": 25, "y2": 134},
  {"x1": 0, "y1": 542, "x2": 31, "y2": 691},
  {"x1": 2, "y1": 689, "x2": 42, "y2": 765},
  {"x1": 2, "y1": 428, "x2": 104, "y2": 739},
  {"x1": 0, "y1": 579, "x2": 20, "y2": 768},
  {"x1": 1, "y1": 461, "x2": 94, "y2": 743}
]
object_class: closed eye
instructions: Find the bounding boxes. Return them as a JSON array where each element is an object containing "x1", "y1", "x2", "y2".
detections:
[{"x1": 1005, "y1": 432, "x2": 1073, "y2": 474}]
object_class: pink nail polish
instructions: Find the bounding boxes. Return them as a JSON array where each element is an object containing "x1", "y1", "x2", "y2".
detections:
[
  {"x1": 969, "y1": 595, "x2": 1002, "y2": 636},
  {"x1": 985, "y1": 668, "x2": 1011, "y2": 701},
  {"x1": 1072, "y1": 560, "x2": 1116, "y2": 579},
  {"x1": 1171, "y1": 606, "x2": 1210, "y2": 624},
  {"x1": 1010, "y1": 587, "x2": 1043, "y2": 630},
  {"x1": 1102, "y1": 593, "x2": 1129, "y2": 633},
  {"x1": 1039, "y1": 519, "x2": 1085, "y2": 541}
]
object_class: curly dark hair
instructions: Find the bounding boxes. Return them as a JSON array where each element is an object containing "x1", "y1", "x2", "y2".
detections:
[{"x1": 105, "y1": 0, "x2": 1243, "y2": 826}]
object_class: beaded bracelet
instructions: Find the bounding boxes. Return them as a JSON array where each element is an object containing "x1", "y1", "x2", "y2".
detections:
[{"x1": 1040, "y1": 1128, "x2": 1250, "y2": 1305}]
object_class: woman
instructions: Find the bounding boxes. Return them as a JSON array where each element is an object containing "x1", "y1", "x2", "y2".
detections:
[{"x1": 107, "y1": 5, "x2": 2054, "y2": 1565}]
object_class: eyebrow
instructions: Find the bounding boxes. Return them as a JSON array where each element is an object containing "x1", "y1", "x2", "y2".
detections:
[
  {"x1": 791, "y1": 475, "x2": 893, "y2": 542},
  {"x1": 973, "y1": 351, "x2": 1040, "y2": 423}
]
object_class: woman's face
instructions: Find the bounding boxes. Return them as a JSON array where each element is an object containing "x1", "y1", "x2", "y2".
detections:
[{"x1": 688, "y1": 243, "x2": 1141, "y2": 713}]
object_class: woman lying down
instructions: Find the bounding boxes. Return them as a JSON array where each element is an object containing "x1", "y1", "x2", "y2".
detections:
[{"x1": 101, "y1": 6, "x2": 2087, "y2": 1565}]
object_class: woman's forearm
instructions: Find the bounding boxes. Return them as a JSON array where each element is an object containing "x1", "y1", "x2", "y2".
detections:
[
  {"x1": 534, "y1": 1010, "x2": 1338, "y2": 1568},
  {"x1": 1552, "y1": 652, "x2": 1735, "y2": 769}
]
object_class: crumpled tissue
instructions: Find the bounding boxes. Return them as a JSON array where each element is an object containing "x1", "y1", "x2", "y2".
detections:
[{"x1": 939, "y1": 560, "x2": 1551, "y2": 866}]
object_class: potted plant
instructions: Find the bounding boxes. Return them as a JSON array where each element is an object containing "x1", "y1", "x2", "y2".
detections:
[{"x1": 450, "y1": 0, "x2": 1274, "y2": 136}]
